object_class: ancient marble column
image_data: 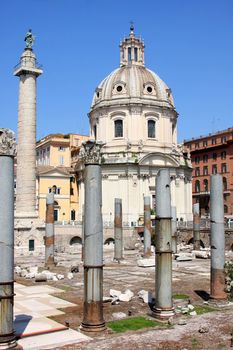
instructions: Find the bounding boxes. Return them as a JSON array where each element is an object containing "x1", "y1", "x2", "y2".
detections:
[
  {"x1": 153, "y1": 169, "x2": 174, "y2": 319},
  {"x1": 193, "y1": 203, "x2": 200, "y2": 250},
  {"x1": 14, "y1": 42, "x2": 43, "y2": 217},
  {"x1": 0, "y1": 129, "x2": 22, "y2": 350},
  {"x1": 114, "y1": 198, "x2": 123, "y2": 261},
  {"x1": 45, "y1": 193, "x2": 55, "y2": 268},
  {"x1": 81, "y1": 141, "x2": 106, "y2": 332},
  {"x1": 210, "y1": 174, "x2": 227, "y2": 300},
  {"x1": 171, "y1": 206, "x2": 177, "y2": 253},
  {"x1": 144, "y1": 196, "x2": 152, "y2": 257}
]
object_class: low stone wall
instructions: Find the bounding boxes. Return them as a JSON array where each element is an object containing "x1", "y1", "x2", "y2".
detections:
[
  {"x1": 177, "y1": 228, "x2": 233, "y2": 250},
  {"x1": 14, "y1": 223, "x2": 233, "y2": 257},
  {"x1": 54, "y1": 225, "x2": 137, "y2": 253}
]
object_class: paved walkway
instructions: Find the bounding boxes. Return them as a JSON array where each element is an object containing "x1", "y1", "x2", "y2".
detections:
[{"x1": 14, "y1": 283, "x2": 90, "y2": 349}]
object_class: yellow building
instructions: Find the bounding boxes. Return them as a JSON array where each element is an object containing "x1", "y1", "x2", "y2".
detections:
[{"x1": 36, "y1": 133, "x2": 89, "y2": 222}]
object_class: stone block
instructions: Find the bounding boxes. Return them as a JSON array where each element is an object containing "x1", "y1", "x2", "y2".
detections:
[
  {"x1": 67, "y1": 273, "x2": 74, "y2": 280},
  {"x1": 57, "y1": 274, "x2": 65, "y2": 280},
  {"x1": 35, "y1": 273, "x2": 47, "y2": 282},
  {"x1": 14, "y1": 266, "x2": 22, "y2": 274},
  {"x1": 112, "y1": 312, "x2": 127, "y2": 319},
  {"x1": 138, "y1": 290, "x2": 153, "y2": 303},
  {"x1": 110, "y1": 289, "x2": 121, "y2": 298},
  {"x1": 137, "y1": 258, "x2": 155, "y2": 267},
  {"x1": 119, "y1": 289, "x2": 134, "y2": 302}
]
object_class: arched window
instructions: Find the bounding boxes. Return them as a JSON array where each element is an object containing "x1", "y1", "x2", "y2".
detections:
[
  {"x1": 223, "y1": 177, "x2": 227, "y2": 191},
  {"x1": 203, "y1": 179, "x2": 208, "y2": 192},
  {"x1": 195, "y1": 180, "x2": 200, "y2": 193},
  {"x1": 148, "y1": 120, "x2": 156, "y2": 138},
  {"x1": 224, "y1": 205, "x2": 228, "y2": 214},
  {"x1": 114, "y1": 119, "x2": 123, "y2": 138}
]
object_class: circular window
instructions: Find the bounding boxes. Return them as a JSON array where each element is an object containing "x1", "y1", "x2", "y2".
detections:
[
  {"x1": 147, "y1": 86, "x2": 153, "y2": 93},
  {"x1": 116, "y1": 85, "x2": 123, "y2": 92}
]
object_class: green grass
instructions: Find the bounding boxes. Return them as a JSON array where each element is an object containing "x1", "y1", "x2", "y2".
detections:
[
  {"x1": 191, "y1": 337, "x2": 200, "y2": 348},
  {"x1": 173, "y1": 293, "x2": 189, "y2": 300},
  {"x1": 194, "y1": 304, "x2": 217, "y2": 315},
  {"x1": 108, "y1": 316, "x2": 164, "y2": 333}
]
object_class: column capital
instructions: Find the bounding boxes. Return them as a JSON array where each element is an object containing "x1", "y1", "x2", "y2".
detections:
[
  {"x1": 0, "y1": 128, "x2": 16, "y2": 157},
  {"x1": 81, "y1": 140, "x2": 105, "y2": 165}
]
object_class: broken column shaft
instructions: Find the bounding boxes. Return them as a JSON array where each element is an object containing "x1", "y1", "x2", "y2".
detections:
[
  {"x1": 210, "y1": 174, "x2": 227, "y2": 300},
  {"x1": 193, "y1": 203, "x2": 200, "y2": 250},
  {"x1": 171, "y1": 206, "x2": 177, "y2": 254},
  {"x1": 153, "y1": 169, "x2": 174, "y2": 319},
  {"x1": 45, "y1": 193, "x2": 55, "y2": 268},
  {"x1": 114, "y1": 198, "x2": 123, "y2": 261},
  {"x1": 0, "y1": 129, "x2": 22, "y2": 349},
  {"x1": 144, "y1": 196, "x2": 152, "y2": 257},
  {"x1": 81, "y1": 141, "x2": 105, "y2": 332}
]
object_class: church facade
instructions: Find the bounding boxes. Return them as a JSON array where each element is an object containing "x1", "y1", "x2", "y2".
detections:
[{"x1": 76, "y1": 27, "x2": 192, "y2": 225}]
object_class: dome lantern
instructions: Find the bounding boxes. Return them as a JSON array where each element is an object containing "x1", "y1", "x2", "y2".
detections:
[{"x1": 120, "y1": 25, "x2": 145, "y2": 67}]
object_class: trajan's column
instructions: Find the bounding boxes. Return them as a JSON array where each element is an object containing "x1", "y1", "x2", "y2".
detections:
[{"x1": 14, "y1": 30, "x2": 44, "y2": 255}]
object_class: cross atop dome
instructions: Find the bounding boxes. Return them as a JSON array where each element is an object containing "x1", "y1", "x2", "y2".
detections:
[{"x1": 120, "y1": 25, "x2": 145, "y2": 67}]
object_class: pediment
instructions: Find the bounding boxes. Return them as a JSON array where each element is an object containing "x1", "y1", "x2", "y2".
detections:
[
  {"x1": 37, "y1": 167, "x2": 70, "y2": 178},
  {"x1": 139, "y1": 152, "x2": 180, "y2": 167}
]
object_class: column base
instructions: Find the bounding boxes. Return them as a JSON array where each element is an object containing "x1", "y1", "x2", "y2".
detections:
[
  {"x1": 113, "y1": 257, "x2": 124, "y2": 263},
  {"x1": 151, "y1": 307, "x2": 175, "y2": 320},
  {"x1": 81, "y1": 299, "x2": 106, "y2": 332},
  {"x1": 210, "y1": 268, "x2": 227, "y2": 301},
  {"x1": 80, "y1": 322, "x2": 106, "y2": 333},
  {"x1": 0, "y1": 339, "x2": 23, "y2": 350},
  {"x1": 143, "y1": 251, "x2": 152, "y2": 258}
]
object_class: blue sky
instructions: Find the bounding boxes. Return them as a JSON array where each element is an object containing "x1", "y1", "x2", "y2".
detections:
[{"x1": 0, "y1": 0, "x2": 232, "y2": 142}]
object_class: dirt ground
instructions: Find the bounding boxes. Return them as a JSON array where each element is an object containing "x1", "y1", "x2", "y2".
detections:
[{"x1": 16, "y1": 247, "x2": 233, "y2": 349}]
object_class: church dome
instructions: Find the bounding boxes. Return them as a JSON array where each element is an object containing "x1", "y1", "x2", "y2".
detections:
[{"x1": 91, "y1": 26, "x2": 175, "y2": 111}]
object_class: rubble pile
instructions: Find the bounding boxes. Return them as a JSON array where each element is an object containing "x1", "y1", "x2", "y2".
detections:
[{"x1": 14, "y1": 265, "x2": 77, "y2": 282}]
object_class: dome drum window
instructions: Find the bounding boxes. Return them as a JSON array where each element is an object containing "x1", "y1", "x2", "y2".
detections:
[
  {"x1": 114, "y1": 119, "x2": 123, "y2": 138},
  {"x1": 112, "y1": 81, "x2": 126, "y2": 95},
  {"x1": 148, "y1": 119, "x2": 156, "y2": 138},
  {"x1": 143, "y1": 82, "x2": 156, "y2": 96},
  {"x1": 95, "y1": 88, "x2": 102, "y2": 100}
]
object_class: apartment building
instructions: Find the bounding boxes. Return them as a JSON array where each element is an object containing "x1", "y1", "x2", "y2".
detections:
[{"x1": 184, "y1": 127, "x2": 233, "y2": 217}]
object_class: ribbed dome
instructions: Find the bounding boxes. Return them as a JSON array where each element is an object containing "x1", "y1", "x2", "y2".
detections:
[{"x1": 91, "y1": 65, "x2": 174, "y2": 110}]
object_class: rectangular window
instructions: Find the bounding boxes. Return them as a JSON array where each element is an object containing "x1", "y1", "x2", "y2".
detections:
[
  {"x1": 134, "y1": 47, "x2": 138, "y2": 61},
  {"x1": 59, "y1": 146, "x2": 65, "y2": 151},
  {"x1": 114, "y1": 119, "x2": 123, "y2": 138},
  {"x1": 203, "y1": 140, "x2": 207, "y2": 147},
  {"x1": 70, "y1": 188, "x2": 74, "y2": 196},
  {"x1": 195, "y1": 143, "x2": 199, "y2": 149},
  {"x1": 221, "y1": 163, "x2": 227, "y2": 173},
  {"x1": 59, "y1": 156, "x2": 64, "y2": 165},
  {"x1": 128, "y1": 47, "x2": 132, "y2": 61},
  {"x1": 29, "y1": 239, "x2": 35, "y2": 252},
  {"x1": 212, "y1": 138, "x2": 216, "y2": 145},
  {"x1": 195, "y1": 167, "x2": 200, "y2": 176},
  {"x1": 221, "y1": 136, "x2": 227, "y2": 143},
  {"x1": 203, "y1": 166, "x2": 208, "y2": 175},
  {"x1": 212, "y1": 164, "x2": 217, "y2": 174},
  {"x1": 221, "y1": 151, "x2": 226, "y2": 159},
  {"x1": 195, "y1": 156, "x2": 200, "y2": 164},
  {"x1": 203, "y1": 154, "x2": 208, "y2": 163},
  {"x1": 213, "y1": 153, "x2": 217, "y2": 160}
]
